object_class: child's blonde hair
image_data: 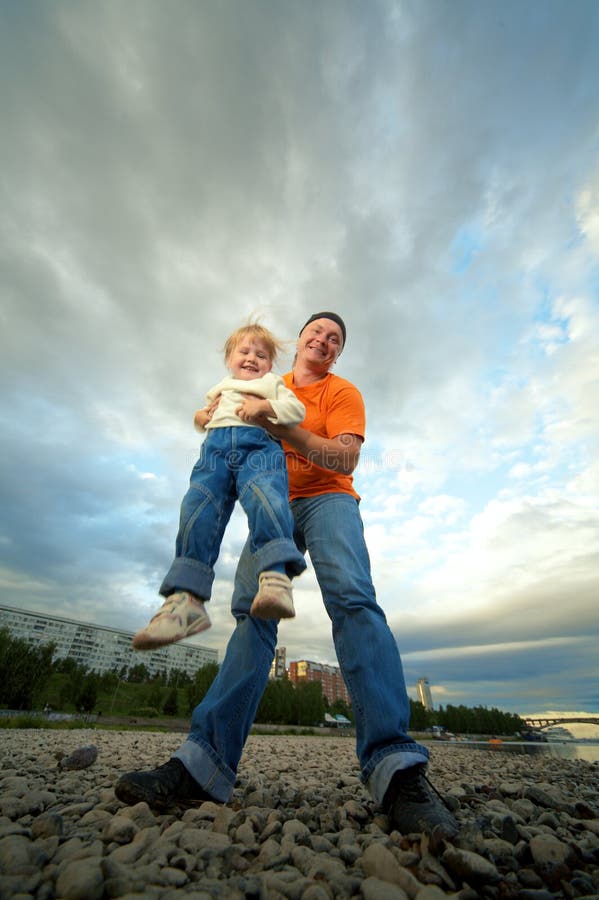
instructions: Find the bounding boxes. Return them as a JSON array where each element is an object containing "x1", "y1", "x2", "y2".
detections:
[{"x1": 223, "y1": 323, "x2": 286, "y2": 366}]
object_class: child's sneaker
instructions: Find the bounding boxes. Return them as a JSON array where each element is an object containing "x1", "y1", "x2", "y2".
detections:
[
  {"x1": 132, "y1": 592, "x2": 211, "y2": 650},
  {"x1": 250, "y1": 571, "x2": 295, "y2": 620}
]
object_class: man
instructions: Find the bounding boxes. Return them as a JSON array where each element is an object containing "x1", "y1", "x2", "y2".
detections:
[{"x1": 116, "y1": 313, "x2": 458, "y2": 838}]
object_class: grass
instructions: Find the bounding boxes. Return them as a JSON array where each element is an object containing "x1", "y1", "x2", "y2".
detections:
[
  {"x1": 0, "y1": 715, "x2": 352, "y2": 736},
  {"x1": 0, "y1": 714, "x2": 94, "y2": 730}
]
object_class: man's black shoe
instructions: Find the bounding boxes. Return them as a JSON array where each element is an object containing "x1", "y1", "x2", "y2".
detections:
[
  {"x1": 114, "y1": 758, "x2": 213, "y2": 810},
  {"x1": 384, "y1": 764, "x2": 459, "y2": 839}
]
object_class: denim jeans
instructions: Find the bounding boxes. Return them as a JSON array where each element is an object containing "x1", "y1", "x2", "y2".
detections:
[
  {"x1": 174, "y1": 492, "x2": 428, "y2": 805},
  {"x1": 160, "y1": 426, "x2": 306, "y2": 600}
]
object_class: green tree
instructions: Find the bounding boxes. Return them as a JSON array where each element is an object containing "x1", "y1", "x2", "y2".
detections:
[
  {"x1": 168, "y1": 668, "x2": 191, "y2": 688},
  {"x1": 256, "y1": 677, "x2": 296, "y2": 724},
  {"x1": 0, "y1": 628, "x2": 55, "y2": 709},
  {"x1": 185, "y1": 662, "x2": 219, "y2": 713},
  {"x1": 54, "y1": 659, "x2": 91, "y2": 711},
  {"x1": 163, "y1": 686, "x2": 179, "y2": 716},
  {"x1": 434, "y1": 703, "x2": 527, "y2": 736},
  {"x1": 145, "y1": 677, "x2": 164, "y2": 711},
  {"x1": 98, "y1": 669, "x2": 119, "y2": 693},
  {"x1": 295, "y1": 681, "x2": 325, "y2": 726},
  {"x1": 127, "y1": 663, "x2": 150, "y2": 683},
  {"x1": 409, "y1": 699, "x2": 431, "y2": 731},
  {"x1": 75, "y1": 674, "x2": 98, "y2": 713}
]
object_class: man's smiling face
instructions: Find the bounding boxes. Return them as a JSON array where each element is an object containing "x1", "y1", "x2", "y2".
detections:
[{"x1": 297, "y1": 318, "x2": 343, "y2": 371}]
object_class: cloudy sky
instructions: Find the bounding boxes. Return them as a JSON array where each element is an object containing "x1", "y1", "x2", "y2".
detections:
[{"x1": 2, "y1": 0, "x2": 598, "y2": 727}]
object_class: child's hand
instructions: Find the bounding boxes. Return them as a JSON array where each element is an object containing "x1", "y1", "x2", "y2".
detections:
[{"x1": 236, "y1": 395, "x2": 272, "y2": 424}]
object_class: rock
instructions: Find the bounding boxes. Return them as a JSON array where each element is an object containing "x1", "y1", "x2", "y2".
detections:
[
  {"x1": 0, "y1": 834, "x2": 34, "y2": 875},
  {"x1": 118, "y1": 800, "x2": 157, "y2": 829},
  {"x1": 103, "y1": 813, "x2": 139, "y2": 843},
  {"x1": 281, "y1": 818, "x2": 311, "y2": 841},
  {"x1": 31, "y1": 812, "x2": 64, "y2": 839},
  {"x1": 441, "y1": 845, "x2": 501, "y2": 883},
  {"x1": 58, "y1": 745, "x2": 98, "y2": 770},
  {"x1": 414, "y1": 888, "x2": 451, "y2": 900},
  {"x1": 360, "y1": 843, "x2": 423, "y2": 897},
  {"x1": 361, "y1": 876, "x2": 410, "y2": 899},
  {"x1": 55, "y1": 857, "x2": 104, "y2": 900},
  {"x1": 529, "y1": 833, "x2": 574, "y2": 866}
]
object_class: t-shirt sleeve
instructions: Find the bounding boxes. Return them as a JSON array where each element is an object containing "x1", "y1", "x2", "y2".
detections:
[{"x1": 326, "y1": 381, "x2": 365, "y2": 442}]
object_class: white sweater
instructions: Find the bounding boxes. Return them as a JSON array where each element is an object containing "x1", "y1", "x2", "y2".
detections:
[{"x1": 199, "y1": 372, "x2": 305, "y2": 431}]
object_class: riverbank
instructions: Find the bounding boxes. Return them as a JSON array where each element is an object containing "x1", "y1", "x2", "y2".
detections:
[{"x1": 0, "y1": 729, "x2": 598, "y2": 898}]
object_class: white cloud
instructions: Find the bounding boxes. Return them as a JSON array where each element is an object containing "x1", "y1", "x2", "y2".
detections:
[{"x1": 576, "y1": 168, "x2": 599, "y2": 251}]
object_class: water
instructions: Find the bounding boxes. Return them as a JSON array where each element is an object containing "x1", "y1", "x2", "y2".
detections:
[{"x1": 431, "y1": 740, "x2": 599, "y2": 764}]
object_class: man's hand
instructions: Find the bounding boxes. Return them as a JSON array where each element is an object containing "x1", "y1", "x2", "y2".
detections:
[{"x1": 194, "y1": 396, "x2": 221, "y2": 430}]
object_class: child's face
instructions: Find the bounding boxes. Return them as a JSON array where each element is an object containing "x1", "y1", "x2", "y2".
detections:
[{"x1": 227, "y1": 338, "x2": 273, "y2": 380}]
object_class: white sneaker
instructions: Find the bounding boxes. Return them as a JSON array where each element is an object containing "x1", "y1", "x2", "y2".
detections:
[
  {"x1": 250, "y1": 571, "x2": 295, "y2": 620},
  {"x1": 132, "y1": 592, "x2": 211, "y2": 650}
]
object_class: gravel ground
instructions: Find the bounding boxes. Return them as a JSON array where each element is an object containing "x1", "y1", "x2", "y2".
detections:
[{"x1": 0, "y1": 728, "x2": 598, "y2": 899}]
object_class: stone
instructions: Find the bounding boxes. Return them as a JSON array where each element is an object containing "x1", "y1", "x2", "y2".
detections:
[
  {"x1": 441, "y1": 846, "x2": 501, "y2": 883},
  {"x1": 361, "y1": 876, "x2": 410, "y2": 899},
  {"x1": 55, "y1": 858, "x2": 104, "y2": 900},
  {"x1": 281, "y1": 818, "x2": 311, "y2": 841},
  {"x1": 360, "y1": 843, "x2": 422, "y2": 897},
  {"x1": 31, "y1": 812, "x2": 64, "y2": 839},
  {"x1": 58, "y1": 746, "x2": 98, "y2": 770},
  {"x1": 103, "y1": 813, "x2": 139, "y2": 844},
  {"x1": 0, "y1": 834, "x2": 33, "y2": 874},
  {"x1": 529, "y1": 833, "x2": 574, "y2": 866}
]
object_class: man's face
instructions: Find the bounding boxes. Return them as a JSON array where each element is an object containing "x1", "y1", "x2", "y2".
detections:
[{"x1": 297, "y1": 318, "x2": 343, "y2": 369}]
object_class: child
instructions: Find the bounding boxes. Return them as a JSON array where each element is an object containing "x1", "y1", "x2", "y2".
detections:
[{"x1": 132, "y1": 323, "x2": 307, "y2": 650}]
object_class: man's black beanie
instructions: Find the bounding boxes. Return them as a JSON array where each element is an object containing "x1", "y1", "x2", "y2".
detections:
[{"x1": 299, "y1": 312, "x2": 346, "y2": 347}]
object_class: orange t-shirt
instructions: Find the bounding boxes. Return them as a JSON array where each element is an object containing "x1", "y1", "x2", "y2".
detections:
[{"x1": 282, "y1": 371, "x2": 365, "y2": 501}]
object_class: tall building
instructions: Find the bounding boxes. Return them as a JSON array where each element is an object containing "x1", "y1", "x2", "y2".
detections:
[
  {"x1": 270, "y1": 646, "x2": 287, "y2": 679},
  {"x1": 289, "y1": 659, "x2": 351, "y2": 706},
  {"x1": 416, "y1": 677, "x2": 434, "y2": 711},
  {"x1": 0, "y1": 604, "x2": 217, "y2": 681}
]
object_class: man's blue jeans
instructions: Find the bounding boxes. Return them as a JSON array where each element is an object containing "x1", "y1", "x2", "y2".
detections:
[
  {"x1": 160, "y1": 426, "x2": 306, "y2": 600},
  {"x1": 174, "y1": 492, "x2": 429, "y2": 806}
]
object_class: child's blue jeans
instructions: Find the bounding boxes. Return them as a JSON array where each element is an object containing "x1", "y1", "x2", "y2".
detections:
[{"x1": 160, "y1": 426, "x2": 306, "y2": 600}]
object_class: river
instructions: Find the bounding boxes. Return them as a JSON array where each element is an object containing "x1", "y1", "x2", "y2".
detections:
[{"x1": 428, "y1": 740, "x2": 599, "y2": 764}]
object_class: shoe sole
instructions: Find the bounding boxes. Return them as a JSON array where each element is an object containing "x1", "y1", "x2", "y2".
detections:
[
  {"x1": 250, "y1": 598, "x2": 295, "y2": 620},
  {"x1": 131, "y1": 616, "x2": 211, "y2": 651}
]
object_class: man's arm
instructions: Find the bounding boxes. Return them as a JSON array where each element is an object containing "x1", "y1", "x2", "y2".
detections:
[{"x1": 267, "y1": 423, "x2": 362, "y2": 475}]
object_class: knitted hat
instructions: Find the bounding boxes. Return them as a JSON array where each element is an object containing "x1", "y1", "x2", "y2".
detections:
[{"x1": 299, "y1": 312, "x2": 346, "y2": 347}]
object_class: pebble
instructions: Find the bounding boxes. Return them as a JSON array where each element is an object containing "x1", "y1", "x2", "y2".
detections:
[
  {"x1": 56, "y1": 745, "x2": 98, "y2": 771},
  {"x1": 0, "y1": 729, "x2": 597, "y2": 898}
]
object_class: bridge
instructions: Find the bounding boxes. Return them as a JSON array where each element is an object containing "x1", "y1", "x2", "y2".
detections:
[{"x1": 523, "y1": 716, "x2": 599, "y2": 730}]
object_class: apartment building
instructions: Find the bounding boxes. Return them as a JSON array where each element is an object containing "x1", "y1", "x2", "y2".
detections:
[
  {"x1": 0, "y1": 604, "x2": 217, "y2": 680},
  {"x1": 288, "y1": 658, "x2": 351, "y2": 706}
]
